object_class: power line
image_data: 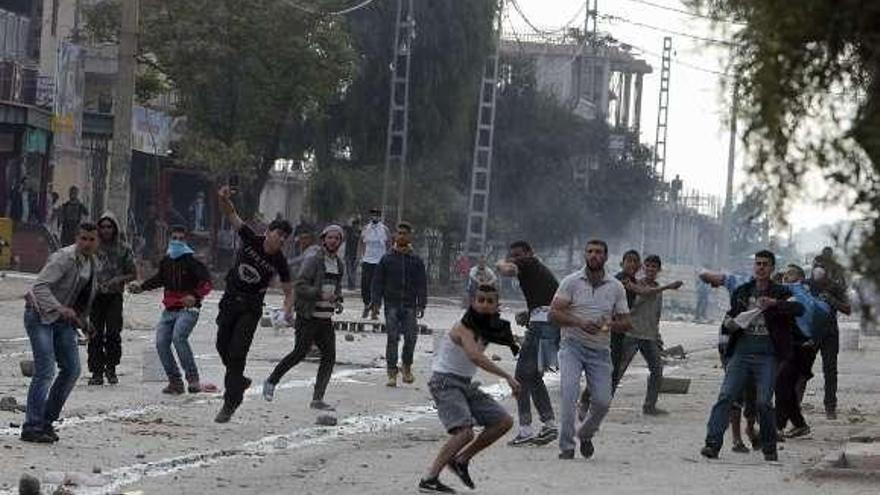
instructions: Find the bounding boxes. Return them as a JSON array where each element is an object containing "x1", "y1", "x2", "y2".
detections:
[
  {"x1": 279, "y1": 0, "x2": 380, "y2": 16},
  {"x1": 634, "y1": 44, "x2": 730, "y2": 78},
  {"x1": 620, "y1": 0, "x2": 747, "y2": 26},
  {"x1": 600, "y1": 13, "x2": 738, "y2": 47}
]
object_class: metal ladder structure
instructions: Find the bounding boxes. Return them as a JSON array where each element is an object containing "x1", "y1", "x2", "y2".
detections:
[
  {"x1": 464, "y1": 21, "x2": 502, "y2": 258},
  {"x1": 653, "y1": 36, "x2": 672, "y2": 181},
  {"x1": 380, "y1": 0, "x2": 416, "y2": 224}
]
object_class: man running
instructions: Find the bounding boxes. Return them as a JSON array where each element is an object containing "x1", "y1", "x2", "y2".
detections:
[
  {"x1": 129, "y1": 225, "x2": 213, "y2": 394},
  {"x1": 263, "y1": 225, "x2": 344, "y2": 411},
  {"x1": 88, "y1": 212, "x2": 137, "y2": 385},
  {"x1": 22, "y1": 222, "x2": 98, "y2": 443},
  {"x1": 613, "y1": 254, "x2": 682, "y2": 415},
  {"x1": 551, "y1": 239, "x2": 632, "y2": 460},
  {"x1": 214, "y1": 186, "x2": 293, "y2": 423},
  {"x1": 370, "y1": 221, "x2": 427, "y2": 387},
  {"x1": 495, "y1": 241, "x2": 559, "y2": 446},
  {"x1": 701, "y1": 250, "x2": 803, "y2": 462},
  {"x1": 419, "y1": 284, "x2": 519, "y2": 493},
  {"x1": 359, "y1": 208, "x2": 391, "y2": 318}
]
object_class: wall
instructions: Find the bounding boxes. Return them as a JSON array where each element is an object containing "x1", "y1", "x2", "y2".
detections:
[{"x1": 259, "y1": 169, "x2": 307, "y2": 223}]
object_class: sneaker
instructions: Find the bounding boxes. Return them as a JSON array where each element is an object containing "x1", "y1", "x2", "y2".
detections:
[
  {"x1": 579, "y1": 439, "x2": 594, "y2": 459},
  {"x1": 532, "y1": 425, "x2": 558, "y2": 445},
  {"x1": 447, "y1": 458, "x2": 475, "y2": 489},
  {"x1": 747, "y1": 430, "x2": 762, "y2": 451},
  {"x1": 214, "y1": 403, "x2": 237, "y2": 424},
  {"x1": 401, "y1": 366, "x2": 415, "y2": 384},
  {"x1": 785, "y1": 425, "x2": 811, "y2": 438},
  {"x1": 700, "y1": 445, "x2": 719, "y2": 459},
  {"x1": 45, "y1": 426, "x2": 59, "y2": 443},
  {"x1": 764, "y1": 450, "x2": 779, "y2": 462},
  {"x1": 418, "y1": 477, "x2": 456, "y2": 493},
  {"x1": 162, "y1": 380, "x2": 185, "y2": 395},
  {"x1": 310, "y1": 400, "x2": 335, "y2": 411},
  {"x1": 105, "y1": 368, "x2": 118, "y2": 385},
  {"x1": 386, "y1": 370, "x2": 398, "y2": 388},
  {"x1": 507, "y1": 432, "x2": 535, "y2": 446},
  {"x1": 642, "y1": 406, "x2": 669, "y2": 416},
  {"x1": 262, "y1": 380, "x2": 276, "y2": 402},
  {"x1": 20, "y1": 430, "x2": 55, "y2": 444},
  {"x1": 558, "y1": 449, "x2": 575, "y2": 460},
  {"x1": 88, "y1": 373, "x2": 103, "y2": 386},
  {"x1": 731, "y1": 442, "x2": 750, "y2": 453},
  {"x1": 187, "y1": 380, "x2": 202, "y2": 394},
  {"x1": 776, "y1": 430, "x2": 786, "y2": 443}
]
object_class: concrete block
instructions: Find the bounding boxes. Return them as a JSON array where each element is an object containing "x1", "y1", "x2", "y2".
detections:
[
  {"x1": 19, "y1": 360, "x2": 34, "y2": 378},
  {"x1": 659, "y1": 377, "x2": 690, "y2": 394},
  {"x1": 844, "y1": 441, "x2": 880, "y2": 470}
]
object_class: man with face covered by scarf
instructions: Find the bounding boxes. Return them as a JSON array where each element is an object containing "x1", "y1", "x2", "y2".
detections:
[
  {"x1": 130, "y1": 225, "x2": 213, "y2": 394},
  {"x1": 370, "y1": 221, "x2": 428, "y2": 387},
  {"x1": 262, "y1": 224, "x2": 345, "y2": 411}
]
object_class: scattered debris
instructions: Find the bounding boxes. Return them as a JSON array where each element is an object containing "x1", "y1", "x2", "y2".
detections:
[
  {"x1": 344, "y1": 334, "x2": 355, "y2": 342},
  {"x1": 491, "y1": 354, "x2": 502, "y2": 362},
  {"x1": 0, "y1": 396, "x2": 18, "y2": 412},
  {"x1": 18, "y1": 473, "x2": 40, "y2": 495},
  {"x1": 661, "y1": 345, "x2": 686, "y2": 359},
  {"x1": 316, "y1": 415, "x2": 338, "y2": 427},
  {"x1": 19, "y1": 360, "x2": 34, "y2": 378},
  {"x1": 659, "y1": 377, "x2": 690, "y2": 394}
]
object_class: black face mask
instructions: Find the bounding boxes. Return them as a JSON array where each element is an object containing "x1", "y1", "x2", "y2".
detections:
[{"x1": 461, "y1": 307, "x2": 519, "y2": 356}]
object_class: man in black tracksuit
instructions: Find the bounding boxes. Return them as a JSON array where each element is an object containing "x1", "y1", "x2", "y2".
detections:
[{"x1": 370, "y1": 222, "x2": 428, "y2": 387}]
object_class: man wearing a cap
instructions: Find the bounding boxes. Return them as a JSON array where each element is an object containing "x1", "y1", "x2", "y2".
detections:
[
  {"x1": 359, "y1": 208, "x2": 391, "y2": 318},
  {"x1": 262, "y1": 225, "x2": 345, "y2": 411}
]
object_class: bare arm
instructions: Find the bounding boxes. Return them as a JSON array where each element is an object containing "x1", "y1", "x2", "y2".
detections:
[
  {"x1": 452, "y1": 323, "x2": 520, "y2": 395},
  {"x1": 217, "y1": 185, "x2": 244, "y2": 231},
  {"x1": 495, "y1": 260, "x2": 518, "y2": 277},
  {"x1": 609, "y1": 313, "x2": 633, "y2": 333},
  {"x1": 281, "y1": 282, "x2": 294, "y2": 315},
  {"x1": 623, "y1": 279, "x2": 682, "y2": 296},
  {"x1": 699, "y1": 272, "x2": 726, "y2": 288}
]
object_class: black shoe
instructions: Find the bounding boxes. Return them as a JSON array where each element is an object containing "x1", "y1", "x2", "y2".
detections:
[
  {"x1": 785, "y1": 425, "x2": 811, "y2": 438},
  {"x1": 558, "y1": 449, "x2": 575, "y2": 460},
  {"x1": 642, "y1": 406, "x2": 669, "y2": 416},
  {"x1": 243, "y1": 377, "x2": 253, "y2": 390},
  {"x1": 826, "y1": 408, "x2": 837, "y2": 420},
  {"x1": 45, "y1": 426, "x2": 59, "y2": 443},
  {"x1": 747, "y1": 430, "x2": 762, "y2": 451},
  {"x1": 214, "y1": 403, "x2": 237, "y2": 424},
  {"x1": 764, "y1": 450, "x2": 778, "y2": 462},
  {"x1": 20, "y1": 430, "x2": 55, "y2": 444},
  {"x1": 362, "y1": 307, "x2": 370, "y2": 319},
  {"x1": 88, "y1": 373, "x2": 103, "y2": 386},
  {"x1": 105, "y1": 368, "x2": 118, "y2": 385},
  {"x1": 418, "y1": 477, "x2": 456, "y2": 493},
  {"x1": 447, "y1": 458, "x2": 475, "y2": 489},
  {"x1": 700, "y1": 445, "x2": 719, "y2": 459},
  {"x1": 579, "y1": 439, "x2": 594, "y2": 459},
  {"x1": 731, "y1": 442, "x2": 749, "y2": 453}
]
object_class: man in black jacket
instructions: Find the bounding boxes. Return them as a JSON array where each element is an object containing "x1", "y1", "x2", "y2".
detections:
[
  {"x1": 130, "y1": 225, "x2": 213, "y2": 394},
  {"x1": 701, "y1": 250, "x2": 803, "y2": 462},
  {"x1": 371, "y1": 222, "x2": 428, "y2": 387}
]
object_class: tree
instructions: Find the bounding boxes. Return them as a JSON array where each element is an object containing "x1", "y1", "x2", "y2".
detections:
[
  {"x1": 689, "y1": 1, "x2": 880, "y2": 281},
  {"x1": 85, "y1": 0, "x2": 355, "y2": 217}
]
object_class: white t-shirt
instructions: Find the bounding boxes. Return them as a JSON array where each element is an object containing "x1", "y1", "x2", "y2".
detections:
[
  {"x1": 554, "y1": 269, "x2": 630, "y2": 350},
  {"x1": 361, "y1": 222, "x2": 391, "y2": 264}
]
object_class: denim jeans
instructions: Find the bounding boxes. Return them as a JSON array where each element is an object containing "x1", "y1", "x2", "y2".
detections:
[
  {"x1": 558, "y1": 338, "x2": 612, "y2": 452},
  {"x1": 155, "y1": 309, "x2": 200, "y2": 381},
  {"x1": 705, "y1": 351, "x2": 777, "y2": 453},
  {"x1": 23, "y1": 307, "x2": 82, "y2": 434},
  {"x1": 385, "y1": 305, "x2": 418, "y2": 370},
  {"x1": 613, "y1": 336, "x2": 663, "y2": 409},
  {"x1": 514, "y1": 322, "x2": 556, "y2": 427}
]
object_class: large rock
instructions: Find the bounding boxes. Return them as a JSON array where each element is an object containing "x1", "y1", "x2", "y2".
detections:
[
  {"x1": 0, "y1": 396, "x2": 18, "y2": 412},
  {"x1": 18, "y1": 473, "x2": 40, "y2": 495},
  {"x1": 19, "y1": 360, "x2": 34, "y2": 378},
  {"x1": 315, "y1": 415, "x2": 338, "y2": 427}
]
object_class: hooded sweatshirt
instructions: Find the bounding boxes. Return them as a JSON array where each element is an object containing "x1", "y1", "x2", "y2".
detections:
[
  {"x1": 141, "y1": 246, "x2": 213, "y2": 310},
  {"x1": 95, "y1": 211, "x2": 137, "y2": 294}
]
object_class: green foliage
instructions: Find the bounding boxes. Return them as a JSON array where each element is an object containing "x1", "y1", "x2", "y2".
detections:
[{"x1": 690, "y1": 0, "x2": 880, "y2": 281}]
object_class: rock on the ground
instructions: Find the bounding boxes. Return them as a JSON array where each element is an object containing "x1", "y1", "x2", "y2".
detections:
[
  {"x1": 18, "y1": 473, "x2": 40, "y2": 495},
  {"x1": 316, "y1": 415, "x2": 338, "y2": 427},
  {"x1": 491, "y1": 354, "x2": 501, "y2": 362},
  {"x1": 344, "y1": 334, "x2": 355, "y2": 342},
  {"x1": 0, "y1": 396, "x2": 17, "y2": 412}
]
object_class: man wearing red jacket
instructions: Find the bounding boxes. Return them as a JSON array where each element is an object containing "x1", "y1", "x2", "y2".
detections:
[{"x1": 130, "y1": 225, "x2": 213, "y2": 394}]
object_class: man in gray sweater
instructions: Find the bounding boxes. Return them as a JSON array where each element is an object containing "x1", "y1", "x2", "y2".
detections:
[{"x1": 22, "y1": 222, "x2": 99, "y2": 443}]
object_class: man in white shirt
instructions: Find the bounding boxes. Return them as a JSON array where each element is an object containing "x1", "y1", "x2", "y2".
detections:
[
  {"x1": 550, "y1": 239, "x2": 632, "y2": 460},
  {"x1": 359, "y1": 208, "x2": 391, "y2": 318}
]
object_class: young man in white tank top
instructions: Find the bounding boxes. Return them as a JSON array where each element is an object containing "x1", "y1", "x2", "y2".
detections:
[{"x1": 419, "y1": 285, "x2": 521, "y2": 493}]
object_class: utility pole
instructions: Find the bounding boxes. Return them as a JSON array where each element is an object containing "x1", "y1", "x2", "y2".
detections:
[
  {"x1": 720, "y1": 79, "x2": 739, "y2": 268},
  {"x1": 106, "y1": 0, "x2": 138, "y2": 233},
  {"x1": 653, "y1": 36, "x2": 672, "y2": 181},
  {"x1": 380, "y1": 0, "x2": 415, "y2": 225},
  {"x1": 464, "y1": 15, "x2": 501, "y2": 258}
]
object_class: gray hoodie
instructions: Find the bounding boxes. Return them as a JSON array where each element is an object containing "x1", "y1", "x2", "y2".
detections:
[
  {"x1": 95, "y1": 211, "x2": 136, "y2": 294},
  {"x1": 26, "y1": 245, "x2": 98, "y2": 325}
]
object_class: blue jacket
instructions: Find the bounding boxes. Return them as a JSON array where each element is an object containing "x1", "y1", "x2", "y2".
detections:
[{"x1": 371, "y1": 248, "x2": 427, "y2": 309}]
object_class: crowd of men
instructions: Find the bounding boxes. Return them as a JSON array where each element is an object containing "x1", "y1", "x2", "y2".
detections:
[{"x1": 17, "y1": 188, "x2": 853, "y2": 494}]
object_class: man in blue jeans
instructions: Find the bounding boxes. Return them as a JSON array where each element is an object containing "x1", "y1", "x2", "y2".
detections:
[
  {"x1": 130, "y1": 225, "x2": 213, "y2": 394},
  {"x1": 701, "y1": 250, "x2": 803, "y2": 462},
  {"x1": 371, "y1": 221, "x2": 427, "y2": 387},
  {"x1": 550, "y1": 239, "x2": 632, "y2": 460},
  {"x1": 22, "y1": 222, "x2": 99, "y2": 443},
  {"x1": 496, "y1": 240, "x2": 560, "y2": 446}
]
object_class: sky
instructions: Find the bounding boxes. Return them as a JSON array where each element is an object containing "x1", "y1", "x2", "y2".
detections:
[{"x1": 512, "y1": 0, "x2": 852, "y2": 234}]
